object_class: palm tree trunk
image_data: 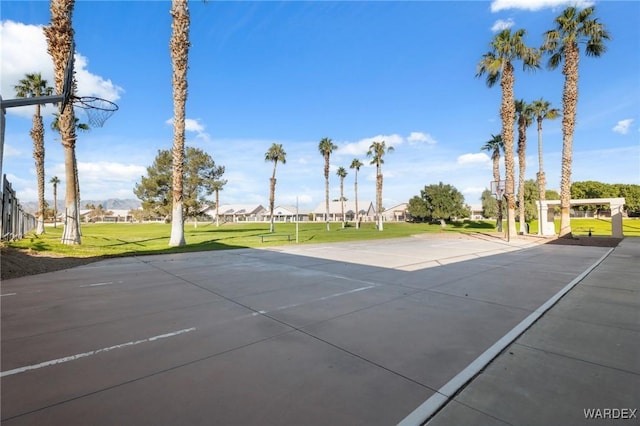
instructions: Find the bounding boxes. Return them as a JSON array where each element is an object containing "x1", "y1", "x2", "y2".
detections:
[
  {"x1": 501, "y1": 63, "x2": 517, "y2": 239},
  {"x1": 52, "y1": 183, "x2": 58, "y2": 228},
  {"x1": 536, "y1": 117, "x2": 546, "y2": 202},
  {"x1": 517, "y1": 120, "x2": 527, "y2": 235},
  {"x1": 354, "y1": 171, "x2": 359, "y2": 229},
  {"x1": 215, "y1": 189, "x2": 220, "y2": 227},
  {"x1": 324, "y1": 157, "x2": 330, "y2": 231},
  {"x1": 61, "y1": 139, "x2": 80, "y2": 244},
  {"x1": 32, "y1": 107, "x2": 46, "y2": 235},
  {"x1": 559, "y1": 44, "x2": 579, "y2": 238},
  {"x1": 45, "y1": 0, "x2": 81, "y2": 244},
  {"x1": 168, "y1": 0, "x2": 189, "y2": 247},
  {"x1": 340, "y1": 178, "x2": 345, "y2": 229},
  {"x1": 493, "y1": 155, "x2": 503, "y2": 233},
  {"x1": 376, "y1": 165, "x2": 383, "y2": 231},
  {"x1": 536, "y1": 117, "x2": 546, "y2": 236},
  {"x1": 269, "y1": 172, "x2": 276, "y2": 233}
]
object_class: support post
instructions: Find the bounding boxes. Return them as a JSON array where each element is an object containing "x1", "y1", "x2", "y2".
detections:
[{"x1": 611, "y1": 201, "x2": 624, "y2": 238}]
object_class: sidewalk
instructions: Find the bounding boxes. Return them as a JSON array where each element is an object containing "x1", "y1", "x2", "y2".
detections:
[{"x1": 423, "y1": 237, "x2": 640, "y2": 426}]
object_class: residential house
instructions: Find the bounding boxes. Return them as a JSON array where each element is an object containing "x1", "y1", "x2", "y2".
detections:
[
  {"x1": 268, "y1": 205, "x2": 310, "y2": 222},
  {"x1": 381, "y1": 203, "x2": 408, "y2": 222},
  {"x1": 202, "y1": 204, "x2": 267, "y2": 223},
  {"x1": 312, "y1": 200, "x2": 375, "y2": 223}
]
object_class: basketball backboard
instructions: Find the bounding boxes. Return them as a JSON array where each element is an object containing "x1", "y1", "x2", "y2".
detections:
[
  {"x1": 490, "y1": 180, "x2": 506, "y2": 198},
  {"x1": 59, "y1": 42, "x2": 75, "y2": 113}
]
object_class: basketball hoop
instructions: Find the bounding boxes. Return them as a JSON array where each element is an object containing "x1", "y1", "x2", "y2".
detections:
[{"x1": 73, "y1": 96, "x2": 119, "y2": 128}]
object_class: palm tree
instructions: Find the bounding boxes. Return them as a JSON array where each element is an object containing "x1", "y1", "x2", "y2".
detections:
[
  {"x1": 50, "y1": 176, "x2": 60, "y2": 228},
  {"x1": 349, "y1": 158, "x2": 363, "y2": 229},
  {"x1": 14, "y1": 73, "x2": 53, "y2": 235},
  {"x1": 515, "y1": 99, "x2": 533, "y2": 234},
  {"x1": 168, "y1": 0, "x2": 190, "y2": 246},
  {"x1": 477, "y1": 28, "x2": 540, "y2": 239},
  {"x1": 530, "y1": 98, "x2": 560, "y2": 234},
  {"x1": 51, "y1": 113, "x2": 89, "y2": 236},
  {"x1": 318, "y1": 137, "x2": 337, "y2": 231},
  {"x1": 336, "y1": 166, "x2": 347, "y2": 228},
  {"x1": 367, "y1": 140, "x2": 394, "y2": 231},
  {"x1": 265, "y1": 143, "x2": 287, "y2": 233},
  {"x1": 542, "y1": 6, "x2": 610, "y2": 238},
  {"x1": 43, "y1": 0, "x2": 81, "y2": 245},
  {"x1": 481, "y1": 134, "x2": 504, "y2": 232},
  {"x1": 212, "y1": 179, "x2": 227, "y2": 227}
]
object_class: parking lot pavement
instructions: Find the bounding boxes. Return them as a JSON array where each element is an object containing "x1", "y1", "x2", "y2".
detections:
[{"x1": 1, "y1": 236, "x2": 623, "y2": 425}]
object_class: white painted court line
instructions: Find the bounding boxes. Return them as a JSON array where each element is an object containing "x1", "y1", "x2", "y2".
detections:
[
  {"x1": 0, "y1": 327, "x2": 196, "y2": 378},
  {"x1": 1, "y1": 293, "x2": 17, "y2": 297},
  {"x1": 79, "y1": 281, "x2": 120, "y2": 288},
  {"x1": 252, "y1": 285, "x2": 377, "y2": 316},
  {"x1": 398, "y1": 248, "x2": 614, "y2": 426}
]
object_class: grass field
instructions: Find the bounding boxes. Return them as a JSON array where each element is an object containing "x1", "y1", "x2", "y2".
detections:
[{"x1": 5, "y1": 218, "x2": 639, "y2": 259}]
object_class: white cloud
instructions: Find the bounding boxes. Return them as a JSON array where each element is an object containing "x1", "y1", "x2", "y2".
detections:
[
  {"x1": 457, "y1": 152, "x2": 491, "y2": 165},
  {"x1": 491, "y1": 18, "x2": 515, "y2": 32},
  {"x1": 407, "y1": 132, "x2": 437, "y2": 145},
  {"x1": 612, "y1": 118, "x2": 634, "y2": 135},
  {"x1": 3, "y1": 143, "x2": 22, "y2": 157},
  {"x1": 490, "y1": 0, "x2": 594, "y2": 12},
  {"x1": 66, "y1": 161, "x2": 146, "y2": 200},
  {"x1": 185, "y1": 118, "x2": 205, "y2": 133},
  {"x1": 1, "y1": 20, "x2": 123, "y2": 118},
  {"x1": 462, "y1": 186, "x2": 487, "y2": 202},
  {"x1": 165, "y1": 117, "x2": 211, "y2": 142},
  {"x1": 337, "y1": 134, "x2": 404, "y2": 156},
  {"x1": 73, "y1": 54, "x2": 123, "y2": 101}
]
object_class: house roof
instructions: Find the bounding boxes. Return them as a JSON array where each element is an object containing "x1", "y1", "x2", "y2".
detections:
[
  {"x1": 312, "y1": 200, "x2": 375, "y2": 214},
  {"x1": 273, "y1": 205, "x2": 310, "y2": 215},
  {"x1": 205, "y1": 204, "x2": 266, "y2": 216}
]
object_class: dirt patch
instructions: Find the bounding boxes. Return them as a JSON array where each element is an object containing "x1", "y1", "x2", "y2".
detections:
[{"x1": 1, "y1": 246, "x2": 100, "y2": 281}]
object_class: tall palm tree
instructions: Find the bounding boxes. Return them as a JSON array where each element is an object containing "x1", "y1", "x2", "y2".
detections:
[
  {"x1": 212, "y1": 179, "x2": 226, "y2": 227},
  {"x1": 318, "y1": 137, "x2": 337, "y2": 231},
  {"x1": 530, "y1": 98, "x2": 560, "y2": 234},
  {"x1": 481, "y1": 134, "x2": 504, "y2": 232},
  {"x1": 43, "y1": 0, "x2": 81, "y2": 245},
  {"x1": 14, "y1": 73, "x2": 53, "y2": 235},
  {"x1": 265, "y1": 143, "x2": 287, "y2": 233},
  {"x1": 168, "y1": 0, "x2": 190, "y2": 246},
  {"x1": 349, "y1": 158, "x2": 363, "y2": 229},
  {"x1": 50, "y1": 176, "x2": 60, "y2": 228},
  {"x1": 477, "y1": 28, "x2": 540, "y2": 239},
  {"x1": 52, "y1": 113, "x2": 89, "y2": 236},
  {"x1": 336, "y1": 166, "x2": 347, "y2": 228},
  {"x1": 367, "y1": 140, "x2": 394, "y2": 231},
  {"x1": 542, "y1": 6, "x2": 610, "y2": 238},
  {"x1": 515, "y1": 99, "x2": 533, "y2": 234}
]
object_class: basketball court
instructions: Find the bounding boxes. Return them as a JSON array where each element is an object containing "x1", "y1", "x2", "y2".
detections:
[{"x1": 1, "y1": 236, "x2": 619, "y2": 425}]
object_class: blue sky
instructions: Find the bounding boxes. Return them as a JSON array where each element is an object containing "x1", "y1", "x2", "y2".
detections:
[{"x1": 2, "y1": 0, "x2": 639, "y2": 210}]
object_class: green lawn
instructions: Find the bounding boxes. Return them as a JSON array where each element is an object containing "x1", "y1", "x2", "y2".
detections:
[{"x1": 6, "y1": 218, "x2": 639, "y2": 259}]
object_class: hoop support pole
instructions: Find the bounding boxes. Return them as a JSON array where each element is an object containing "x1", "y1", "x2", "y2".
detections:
[{"x1": 1, "y1": 95, "x2": 65, "y2": 109}]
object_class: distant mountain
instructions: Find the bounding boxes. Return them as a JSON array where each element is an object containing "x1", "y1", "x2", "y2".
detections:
[
  {"x1": 22, "y1": 199, "x2": 141, "y2": 214},
  {"x1": 82, "y1": 199, "x2": 142, "y2": 210}
]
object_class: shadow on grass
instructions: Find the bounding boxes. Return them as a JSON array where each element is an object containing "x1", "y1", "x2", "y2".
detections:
[
  {"x1": 1, "y1": 238, "x2": 252, "y2": 281},
  {"x1": 449, "y1": 220, "x2": 495, "y2": 230}
]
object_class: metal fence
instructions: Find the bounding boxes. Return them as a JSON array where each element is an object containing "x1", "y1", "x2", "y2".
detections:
[{"x1": 2, "y1": 174, "x2": 36, "y2": 241}]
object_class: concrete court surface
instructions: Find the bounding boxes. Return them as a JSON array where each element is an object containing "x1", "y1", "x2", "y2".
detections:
[{"x1": 0, "y1": 235, "x2": 628, "y2": 425}]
